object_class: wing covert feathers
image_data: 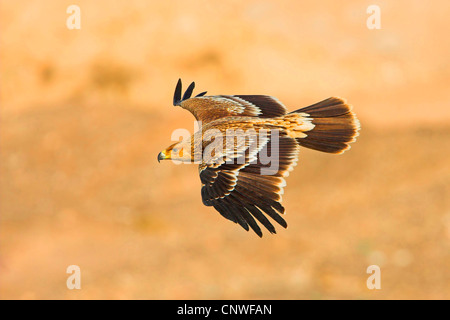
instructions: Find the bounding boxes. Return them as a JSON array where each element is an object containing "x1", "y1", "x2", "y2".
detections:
[
  {"x1": 199, "y1": 136, "x2": 299, "y2": 237},
  {"x1": 174, "y1": 80, "x2": 287, "y2": 122}
]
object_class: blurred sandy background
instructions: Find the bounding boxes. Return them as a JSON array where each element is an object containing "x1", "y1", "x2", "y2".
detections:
[{"x1": 1, "y1": 0, "x2": 449, "y2": 299}]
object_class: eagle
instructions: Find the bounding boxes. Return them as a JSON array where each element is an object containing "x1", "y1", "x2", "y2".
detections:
[{"x1": 158, "y1": 79, "x2": 360, "y2": 237}]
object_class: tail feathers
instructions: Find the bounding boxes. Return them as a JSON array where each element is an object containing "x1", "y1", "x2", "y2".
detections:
[{"x1": 291, "y1": 97, "x2": 360, "y2": 154}]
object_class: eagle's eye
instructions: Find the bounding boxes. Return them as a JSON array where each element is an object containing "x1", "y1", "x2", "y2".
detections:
[{"x1": 172, "y1": 146, "x2": 183, "y2": 157}]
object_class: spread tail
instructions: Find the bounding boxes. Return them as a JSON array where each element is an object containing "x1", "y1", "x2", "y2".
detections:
[{"x1": 290, "y1": 97, "x2": 360, "y2": 154}]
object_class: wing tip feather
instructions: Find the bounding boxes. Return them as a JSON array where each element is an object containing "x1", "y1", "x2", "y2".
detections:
[{"x1": 173, "y1": 78, "x2": 204, "y2": 106}]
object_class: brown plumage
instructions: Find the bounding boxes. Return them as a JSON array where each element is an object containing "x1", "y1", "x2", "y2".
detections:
[{"x1": 158, "y1": 79, "x2": 360, "y2": 237}]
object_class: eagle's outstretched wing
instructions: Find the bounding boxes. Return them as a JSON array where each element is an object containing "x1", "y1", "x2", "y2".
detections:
[
  {"x1": 199, "y1": 133, "x2": 299, "y2": 237},
  {"x1": 173, "y1": 79, "x2": 287, "y2": 124}
]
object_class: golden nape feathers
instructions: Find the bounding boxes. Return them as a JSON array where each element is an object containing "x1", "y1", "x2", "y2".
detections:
[{"x1": 158, "y1": 79, "x2": 360, "y2": 237}]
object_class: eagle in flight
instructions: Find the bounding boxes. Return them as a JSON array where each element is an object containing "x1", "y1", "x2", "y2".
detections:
[{"x1": 158, "y1": 79, "x2": 360, "y2": 237}]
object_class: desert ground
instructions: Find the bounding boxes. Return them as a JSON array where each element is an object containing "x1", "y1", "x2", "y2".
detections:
[{"x1": 1, "y1": 0, "x2": 449, "y2": 299}]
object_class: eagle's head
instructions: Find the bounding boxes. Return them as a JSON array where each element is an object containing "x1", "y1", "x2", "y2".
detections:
[{"x1": 158, "y1": 139, "x2": 193, "y2": 163}]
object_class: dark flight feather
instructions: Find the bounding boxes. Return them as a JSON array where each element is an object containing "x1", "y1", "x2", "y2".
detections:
[
  {"x1": 173, "y1": 78, "x2": 182, "y2": 106},
  {"x1": 173, "y1": 79, "x2": 201, "y2": 106},
  {"x1": 182, "y1": 81, "x2": 196, "y2": 101}
]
